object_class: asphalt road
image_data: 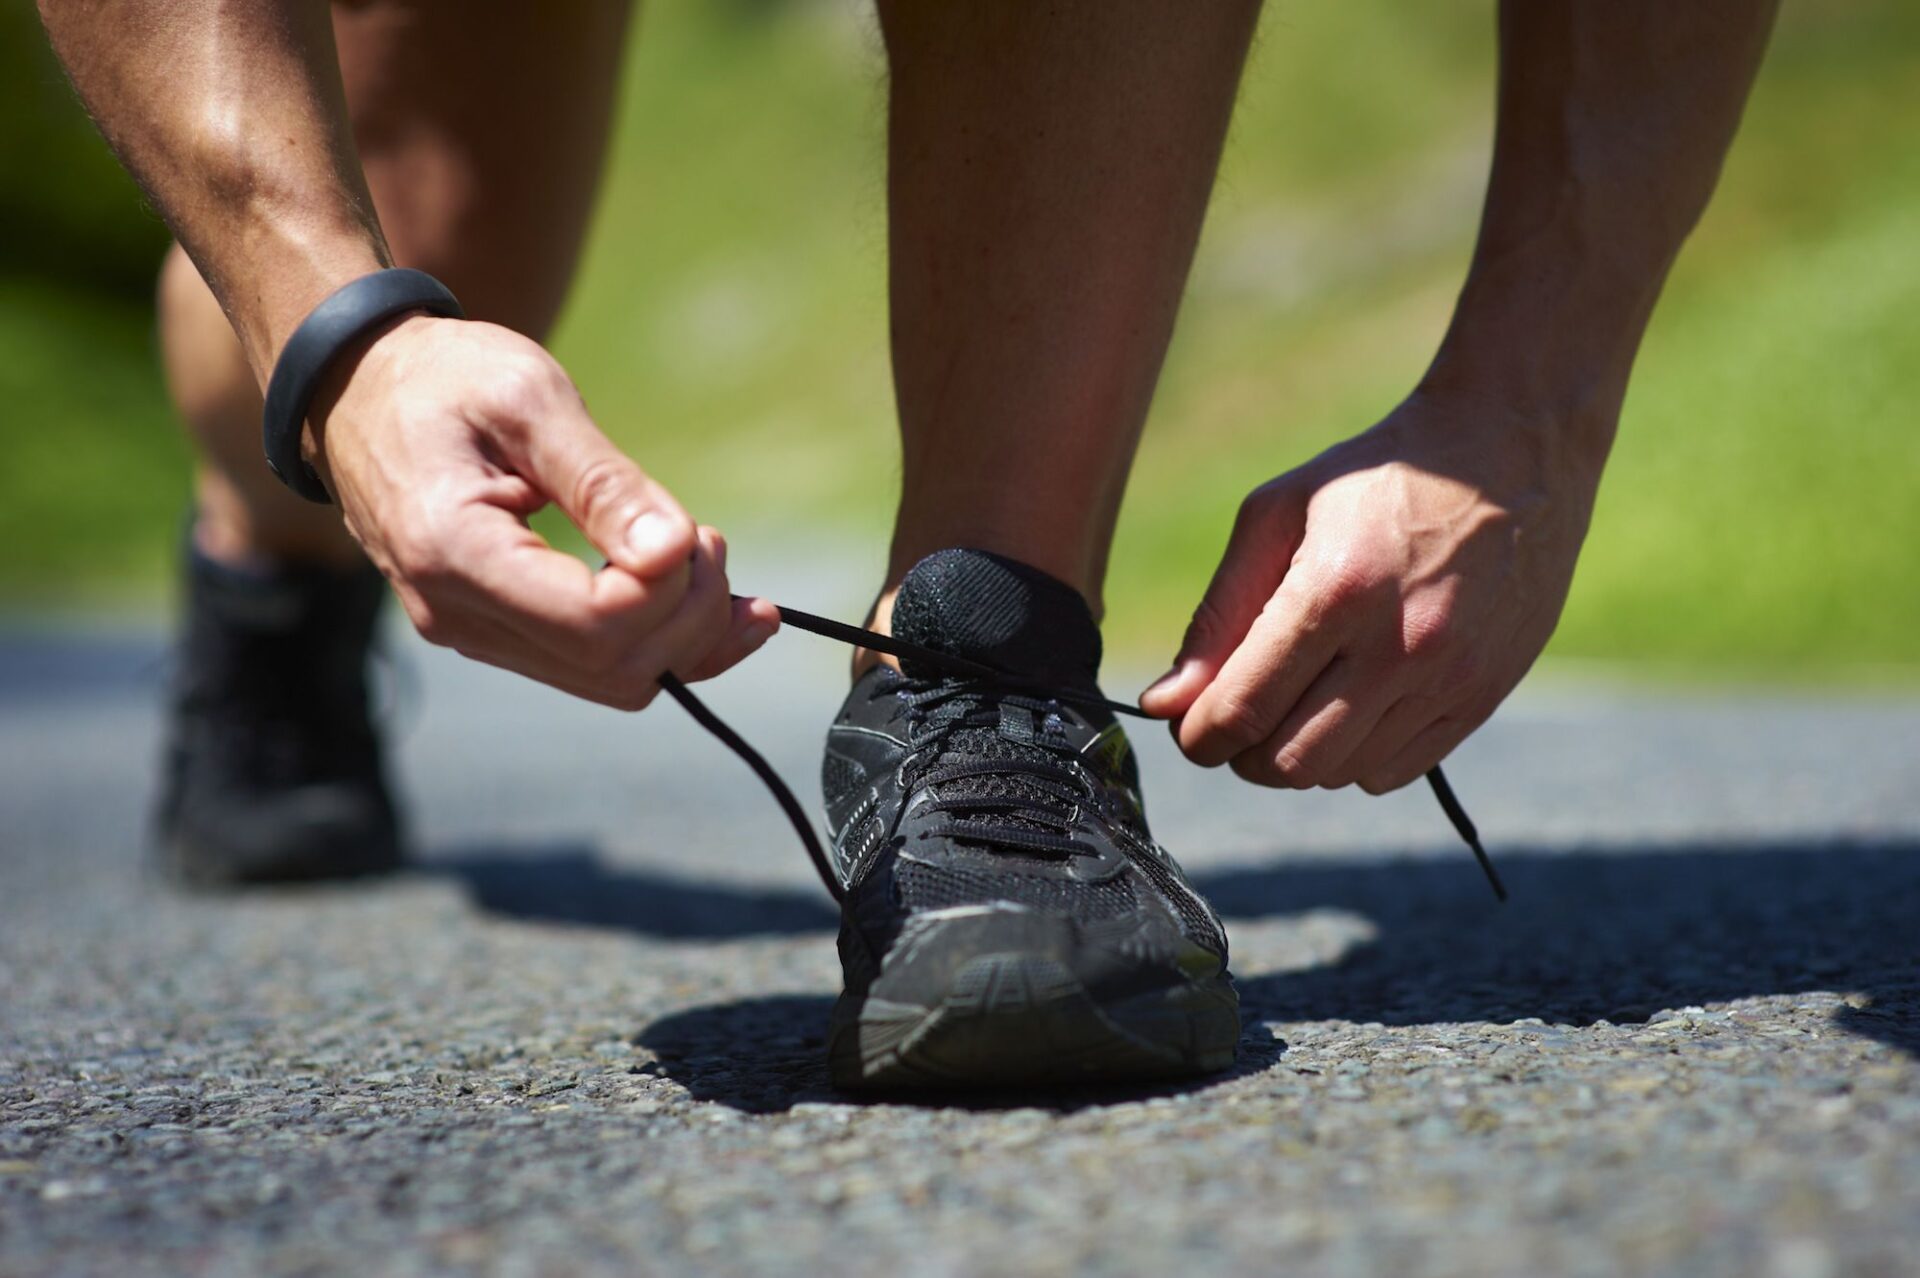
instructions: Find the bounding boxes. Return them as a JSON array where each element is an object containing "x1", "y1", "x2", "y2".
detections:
[{"x1": 4, "y1": 562, "x2": 1918, "y2": 1277}]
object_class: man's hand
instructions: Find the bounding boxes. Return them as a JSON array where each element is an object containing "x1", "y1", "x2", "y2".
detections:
[
  {"x1": 1139, "y1": 0, "x2": 1778, "y2": 790},
  {"x1": 37, "y1": 2, "x2": 775, "y2": 709},
  {"x1": 1139, "y1": 393, "x2": 1594, "y2": 793},
  {"x1": 312, "y1": 315, "x2": 780, "y2": 709}
]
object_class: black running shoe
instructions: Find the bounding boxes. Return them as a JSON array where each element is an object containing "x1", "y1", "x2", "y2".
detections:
[
  {"x1": 155, "y1": 543, "x2": 403, "y2": 887},
  {"x1": 820, "y1": 549, "x2": 1239, "y2": 1089}
]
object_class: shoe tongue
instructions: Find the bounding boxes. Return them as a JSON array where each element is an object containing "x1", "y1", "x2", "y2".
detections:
[{"x1": 889, "y1": 549, "x2": 1102, "y2": 688}]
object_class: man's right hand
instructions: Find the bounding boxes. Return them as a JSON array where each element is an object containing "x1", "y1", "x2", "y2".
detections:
[
  {"x1": 33, "y1": 2, "x2": 773, "y2": 708},
  {"x1": 308, "y1": 315, "x2": 780, "y2": 709}
]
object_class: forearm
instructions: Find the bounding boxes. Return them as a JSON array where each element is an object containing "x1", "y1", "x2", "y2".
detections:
[
  {"x1": 37, "y1": 0, "x2": 389, "y2": 378},
  {"x1": 1423, "y1": 0, "x2": 1777, "y2": 472}
]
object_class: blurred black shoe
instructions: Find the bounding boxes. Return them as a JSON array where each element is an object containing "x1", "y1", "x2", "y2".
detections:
[
  {"x1": 821, "y1": 549, "x2": 1240, "y2": 1089},
  {"x1": 154, "y1": 542, "x2": 403, "y2": 887}
]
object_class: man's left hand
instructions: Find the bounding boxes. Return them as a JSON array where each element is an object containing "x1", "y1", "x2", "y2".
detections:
[{"x1": 1139, "y1": 390, "x2": 1599, "y2": 793}]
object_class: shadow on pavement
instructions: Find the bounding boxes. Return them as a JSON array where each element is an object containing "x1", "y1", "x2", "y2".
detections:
[
  {"x1": 428, "y1": 844, "x2": 838, "y2": 939},
  {"x1": 622, "y1": 838, "x2": 1918, "y2": 1110},
  {"x1": 632, "y1": 992, "x2": 1288, "y2": 1116},
  {"x1": 1213, "y1": 839, "x2": 1920, "y2": 1060}
]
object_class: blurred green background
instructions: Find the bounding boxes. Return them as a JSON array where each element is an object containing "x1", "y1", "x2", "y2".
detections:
[{"x1": 2, "y1": 1, "x2": 1915, "y2": 677}]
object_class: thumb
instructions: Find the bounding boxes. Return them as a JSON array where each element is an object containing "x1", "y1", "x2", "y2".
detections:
[
  {"x1": 1138, "y1": 483, "x2": 1306, "y2": 719},
  {"x1": 525, "y1": 400, "x2": 696, "y2": 579}
]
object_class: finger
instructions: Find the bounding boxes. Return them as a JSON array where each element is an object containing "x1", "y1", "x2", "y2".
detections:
[
  {"x1": 1230, "y1": 655, "x2": 1401, "y2": 790},
  {"x1": 1323, "y1": 692, "x2": 1447, "y2": 790},
  {"x1": 672, "y1": 525, "x2": 769, "y2": 680},
  {"x1": 676, "y1": 525, "x2": 781, "y2": 681},
  {"x1": 431, "y1": 606, "x2": 668, "y2": 712},
  {"x1": 1173, "y1": 570, "x2": 1346, "y2": 768},
  {"x1": 443, "y1": 505, "x2": 695, "y2": 670},
  {"x1": 1358, "y1": 715, "x2": 1480, "y2": 796},
  {"x1": 509, "y1": 384, "x2": 697, "y2": 579},
  {"x1": 456, "y1": 529, "x2": 724, "y2": 706},
  {"x1": 614, "y1": 526, "x2": 737, "y2": 688},
  {"x1": 683, "y1": 521, "x2": 779, "y2": 633},
  {"x1": 1139, "y1": 482, "x2": 1307, "y2": 719},
  {"x1": 680, "y1": 594, "x2": 782, "y2": 683}
]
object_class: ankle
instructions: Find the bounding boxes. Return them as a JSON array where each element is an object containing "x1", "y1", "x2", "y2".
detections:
[{"x1": 850, "y1": 592, "x2": 900, "y2": 680}]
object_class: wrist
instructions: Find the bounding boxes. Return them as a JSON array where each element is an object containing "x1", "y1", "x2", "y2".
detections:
[
  {"x1": 230, "y1": 234, "x2": 390, "y2": 381},
  {"x1": 300, "y1": 310, "x2": 437, "y2": 490},
  {"x1": 1417, "y1": 247, "x2": 1659, "y2": 483},
  {"x1": 1414, "y1": 351, "x2": 1620, "y2": 487},
  {"x1": 1386, "y1": 378, "x2": 1611, "y2": 517},
  {"x1": 262, "y1": 270, "x2": 464, "y2": 503}
]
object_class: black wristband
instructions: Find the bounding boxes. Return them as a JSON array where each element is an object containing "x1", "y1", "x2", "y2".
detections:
[{"x1": 261, "y1": 268, "x2": 464, "y2": 504}]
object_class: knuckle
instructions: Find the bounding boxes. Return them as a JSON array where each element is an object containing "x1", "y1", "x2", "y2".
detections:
[
  {"x1": 1233, "y1": 485, "x2": 1276, "y2": 530},
  {"x1": 570, "y1": 454, "x2": 642, "y2": 527},
  {"x1": 1401, "y1": 606, "x2": 1454, "y2": 661},
  {"x1": 1270, "y1": 744, "x2": 1319, "y2": 789},
  {"x1": 1313, "y1": 551, "x2": 1381, "y2": 610},
  {"x1": 408, "y1": 604, "x2": 450, "y2": 647},
  {"x1": 1228, "y1": 482, "x2": 1300, "y2": 555},
  {"x1": 388, "y1": 511, "x2": 455, "y2": 587},
  {"x1": 1205, "y1": 689, "x2": 1269, "y2": 748},
  {"x1": 1238, "y1": 476, "x2": 1295, "y2": 522},
  {"x1": 480, "y1": 352, "x2": 565, "y2": 421},
  {"x1": 1181, "y1": 595, "x2": 1232, "y2": 650}
]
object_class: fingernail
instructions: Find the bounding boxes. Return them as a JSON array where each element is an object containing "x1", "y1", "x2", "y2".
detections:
[
  {"x1": 1141, "y1": 665, "x2": 1183, "y2": 700},
  {"x1": 625, "y1": 511, "x2": 683, "y2": 566}
]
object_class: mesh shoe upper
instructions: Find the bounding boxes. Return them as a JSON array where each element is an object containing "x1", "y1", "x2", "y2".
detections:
[{"x1": 822, "y1": 550, "x2": 1229, "y2": 1001}]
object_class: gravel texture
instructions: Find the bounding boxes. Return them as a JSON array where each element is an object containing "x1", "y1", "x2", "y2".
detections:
[{"x1": 4, "y1": 558, "x2": 1918, "y2": 1277}]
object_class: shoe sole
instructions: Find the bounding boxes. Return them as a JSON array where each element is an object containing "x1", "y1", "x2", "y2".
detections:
[
  {"x1": 154, "y1": 835, "x2": 404, "y2": 890},
  {"x1": 829, "y1": 949, "x2": 1240, "y2": 1091}
]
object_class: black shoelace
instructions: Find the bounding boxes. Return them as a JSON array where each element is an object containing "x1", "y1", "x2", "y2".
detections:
[
  {"x1": 657, "y1": 599, "x2": 1507, "y2": 906},
  {"x1": 896, "y1": 680, "x2": 1100, "y2": 860}
]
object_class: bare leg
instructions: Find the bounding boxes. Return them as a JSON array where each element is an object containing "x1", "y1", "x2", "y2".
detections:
[
  {"x1": 870, "y1": 0, "x2": 1260, "y2": 647},
  {"x1": 161, "y1": 0, "x2": 632, "y2": 568}
]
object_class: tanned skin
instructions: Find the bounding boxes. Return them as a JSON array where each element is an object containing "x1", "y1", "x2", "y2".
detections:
[
  {"x1": 1138, "y1": 2, "x2": 1778, "y2": 793},
  {"x1": 39, "y1": 1, "x2": 1774, "y2": 790},
  {"x1": 38, "y1": 0, "x2": 775, "y2": 711}
]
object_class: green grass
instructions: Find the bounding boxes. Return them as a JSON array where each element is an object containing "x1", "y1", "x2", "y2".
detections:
[
  {"x1": 0, "y1": 280, "x2": 188, "y2": 595},
  {"x1": 2, "y1": 0, "x2": 1916, "y2": 679}
]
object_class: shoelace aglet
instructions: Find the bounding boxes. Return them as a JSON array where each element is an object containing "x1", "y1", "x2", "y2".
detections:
[{"x1": 1426, "y1": 765, "x2": 1507, "y2": 903}]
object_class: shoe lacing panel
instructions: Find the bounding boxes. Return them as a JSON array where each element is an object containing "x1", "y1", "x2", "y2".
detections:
[{"x1": 896, "y1": 679, "x2": 1099, "y2": 860}]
